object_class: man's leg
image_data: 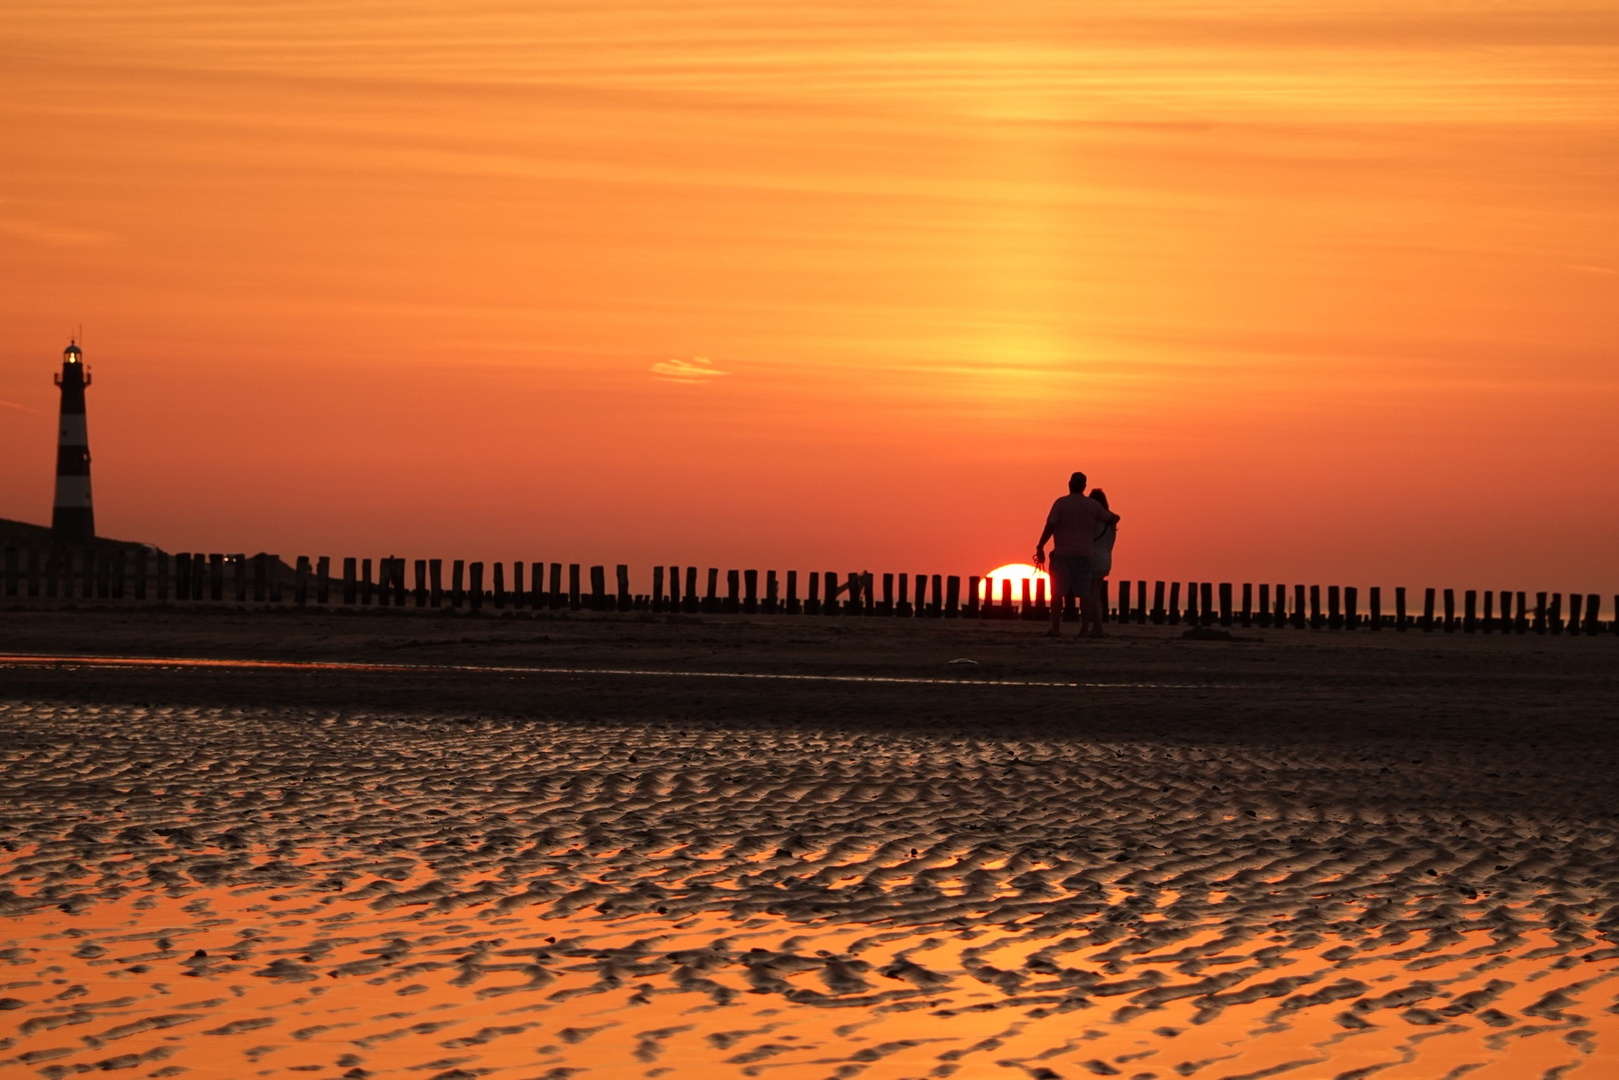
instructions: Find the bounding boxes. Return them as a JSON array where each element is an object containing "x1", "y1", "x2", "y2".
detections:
[{"x1": 1046, "y1": 562, "x2": 1066, "y2": 636}]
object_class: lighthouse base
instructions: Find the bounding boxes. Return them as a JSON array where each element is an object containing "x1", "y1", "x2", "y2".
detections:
[{"x1": 51, "y1": 506, "x2": 96, "y2": 546}]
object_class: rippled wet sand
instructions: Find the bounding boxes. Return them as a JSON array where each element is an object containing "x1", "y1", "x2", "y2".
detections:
[{"x1": 5, "y1": 679, "x2": 1619, "y2": 1079}]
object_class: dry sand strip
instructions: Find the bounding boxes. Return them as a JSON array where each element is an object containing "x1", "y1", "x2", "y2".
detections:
[{"x1": 0, "y1": 653, "x2": 1215, "y2": 691}]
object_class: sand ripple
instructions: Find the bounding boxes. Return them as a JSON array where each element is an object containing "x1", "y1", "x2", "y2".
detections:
[{"x1": 3, "y1": 701, "x2": 1618, "y2": 1078}]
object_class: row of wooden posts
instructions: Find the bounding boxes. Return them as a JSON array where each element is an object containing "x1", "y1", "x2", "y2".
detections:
[{"x1": 3, "y1": 546, "x2": 1613, "y2": 636}]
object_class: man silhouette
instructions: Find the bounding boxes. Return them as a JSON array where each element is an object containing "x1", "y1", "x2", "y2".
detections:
[{"x1": 1034, "y1": 471, "x2": 1119, "y2": 638}]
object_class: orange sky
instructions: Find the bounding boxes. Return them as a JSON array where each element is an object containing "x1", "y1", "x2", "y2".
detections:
[{"x1": 1, "y1": 1, "x2": 1615, "y2": 591}]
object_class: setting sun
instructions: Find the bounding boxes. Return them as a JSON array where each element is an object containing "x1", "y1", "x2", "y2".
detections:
[{"x1": 980, "y1": 562, "x2": 1049, "y2": 604}]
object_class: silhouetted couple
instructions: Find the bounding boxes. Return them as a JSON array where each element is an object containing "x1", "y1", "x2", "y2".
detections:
[{"x1": 1034, "y1": 472, "x2": 1119, "y2": 638}]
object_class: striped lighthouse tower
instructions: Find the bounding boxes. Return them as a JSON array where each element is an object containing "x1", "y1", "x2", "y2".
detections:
[{"x1": 51, "y1": 340, "x2": 95, "y2": 544}]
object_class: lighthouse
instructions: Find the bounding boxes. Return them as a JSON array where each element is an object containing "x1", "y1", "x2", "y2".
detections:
[{"x1": 51, "y1": 341, "x2": 95, "y2": 544}]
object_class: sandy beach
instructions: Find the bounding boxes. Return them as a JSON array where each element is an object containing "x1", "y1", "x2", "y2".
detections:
[{"x1": 2, "y1": 609, "x2": 1617, "y2": 1078}]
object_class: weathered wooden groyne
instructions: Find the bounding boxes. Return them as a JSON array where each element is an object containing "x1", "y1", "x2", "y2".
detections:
[{"x1": 3, "y1": 546, "x2": 1613, "y2": 635}]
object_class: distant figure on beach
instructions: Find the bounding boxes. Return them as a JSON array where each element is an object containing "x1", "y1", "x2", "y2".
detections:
[
  {"x1": 1034, "y1": 472, "x2": 1120, "y2": 638},
  {"x1": 1086, "y1": 488, "x2": 1116, "y2": 637}
]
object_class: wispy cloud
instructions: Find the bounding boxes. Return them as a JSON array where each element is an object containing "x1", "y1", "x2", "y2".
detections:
[
  {"x1": 0, "y1": 398, "x2": 41, "y2": 414},
  {"x1": 651, "y1": 357, "x2": 727, "y2": 383}
]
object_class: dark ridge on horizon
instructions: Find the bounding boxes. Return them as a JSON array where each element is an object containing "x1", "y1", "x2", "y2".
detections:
[{"x1": 0, "y1": 516, "x2": 149, "y2": 551}]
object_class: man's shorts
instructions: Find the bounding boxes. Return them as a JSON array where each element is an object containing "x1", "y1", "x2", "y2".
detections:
[{"x1": 1049, "y1": 555, "x2": 1091, "y2": 599}]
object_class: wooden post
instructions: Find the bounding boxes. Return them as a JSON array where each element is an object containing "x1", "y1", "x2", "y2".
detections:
[
  {"x1": 1344, "y1": 586, "x2": 1358, "y2": 630},
  {"x1": 316, "y1": 556, "x2": 330, "y2": 604},
  {"x1": 1369, "y1": 586, "x2": 1381, "y2": 631},
  {"x1": 930, "y1": 574, "x2": 943, "y2": 618},
  {"x1": 1440, "y1": 588, "x2": 1453, "y2": 632},
  {"x1": 151, "y1": 549, "x2": 169, "y2": 602},
  {"x1": 1587, "y1": 594, "x2": 1601, "y2": 635},
  {"x1": 413, "y1": 560, "x2": 426, "y2": 607},
  {"x1": 1499, "y1": 588, "x2": 1513, "y2": 632},
  {"x1": 1325, "y1": 585, "x2": 1340, "y2": 629},
  {"x1": 683, "y1": 566, "x2": 698, "y2": 613},
  {"x1": 493, "y1": 562, "x2": 506, "y2": 608},
  {"x1": 806, "y1": 571, "x2": 821, "y2": 615},
  {"x1": 1306, "y1": 585, "x2": 1320, "y2": 629},
  {"x1": 1292, "y1": 584, "x2": 1306, "y2": 629},
  {"x1": 615, "y1": 565, "x2": 631, "y2": 611},
  {"x1": 563, "y1": 564, "x2": 578, "y2": 610},
  {"x1": 897, "y1": 573, "x2": 910, "y2": 617},
  {"x1": 652, "y1": 566, "x2": 666, "y2": 612},
  {"x1": 551, "y1": 563, "x2": 565, "y2": 610},
  {"x1": 1533, "y1": 591, "x2": 1547, "y2": 634},
  {"x1": 786, "y1": 569, "x2": 800, "y2": 614},
  {"x1": 766, "y1": 570, "x2": 779, "y2": 614},
  {"x1": 1417, "y1": 587, "x2": 1433, "y2": 631},
  {"x1": 469, "y1": 562, "x2": 484, "y2": 610},
  {"x1": 1255, "y1": 582, "x2": 1269, "y2": 627},
  {"x1": 1219, "y1": 583, "x2": 1233, "y2": 627},
  {"x1": 966, "y1": 575, "x2": 980, "y2": 619},
  {"x1": 1514, "y1": 591, "x2": 1526, "y2": 633},
  {"x1": 1464, "y1": 590, "x2": 1477, "y2": 633},
  {"x1": 700, "y1": 567, "x2": 716, "y2": 613},
  {"x1": 1568, "y1": 593, "x2": 1583, "y2": 636},
  {"x1": 512, "y1": 561, "x2": 524, "y2": 610},
  {"x1": 206, "y1": 553, "x2": 222, "y2": 601},
  {"x1": 450, "y1": 559, "x2": 465, "y2": 607},
  {"x1": 881, "y1": 572, "x2": 895, "y2": 616},
  {"x1": 359, "y1": 558, "x2": 373, "y2": 605},
  {"x1": 1151, "y1": 581, "x2": 1166, "y2": 624},
  {"x1": 726, "y1": 569, "x2": 740, "y2": 614},
  {"x1": 1548, "y1": 593, "x2": 1563, "y2": 635},
  {"x1": 1114, "y1": 579, "x2": 1129, "y2": 625},
  {"x1": 530, "y1": 563, "x2": 544, "y2": 608},
  {"x1": 588, "y1": 565, "x2": 606, "y2": 611},
  {"x1": 425, "y1": 559, "x2": 441, "y2": 607},
  {"x1": 343, "y1": 558, "x2": 358, "y2": 604},
  {"x1": 1238, "y1": 583, "x2": 1250, "y2": 628},
  {"x1": 943, "y1": 574, "x2": 959, "y2": 618},
  {"x1": 744, "y1": 569, "x2": 758, "y2": 614},
  {"x1": 295, "y1": 556, "x2": 310, "y2": 606},
  {"x1": 1167, "y1": 582, "x2": 1181, "y2": 625},
  {"x1": 1482, "y1": 590, "x2": 1494, "y2": 633},
  {"x1": 914, "y1": 572, "x2": 930, "y2": 617}
]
